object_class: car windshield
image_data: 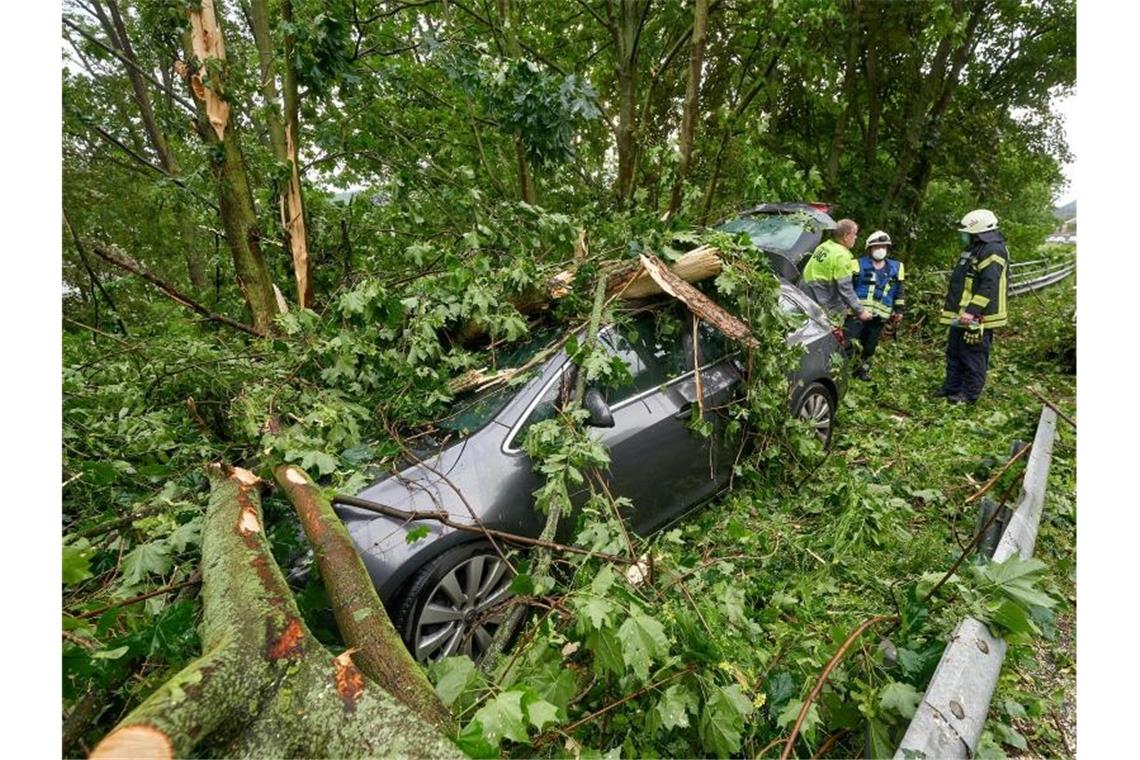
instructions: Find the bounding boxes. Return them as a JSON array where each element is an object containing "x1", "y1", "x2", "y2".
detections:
[
  {"x1": 435, "y1": 328, "x2": 561, "y2": 435},
  {"x1": 720, "y1": 213, "x2": 812, "y2": 252}
]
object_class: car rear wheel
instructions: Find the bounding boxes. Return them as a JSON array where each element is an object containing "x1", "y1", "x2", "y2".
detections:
[
  {"x1": 794, "y1": 382, "x2": 835, "y2": 448},
  {"x1": 393, "y1": 542, "x2": 515, "y2": 664}
]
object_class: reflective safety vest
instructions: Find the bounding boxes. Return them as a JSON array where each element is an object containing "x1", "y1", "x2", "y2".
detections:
[
  {"x1": 853, "y1": 257, "x2": 905, "y2": 318},
  {"x1": 940, "y1": 231, "x2": 1010, "y2": 328}
]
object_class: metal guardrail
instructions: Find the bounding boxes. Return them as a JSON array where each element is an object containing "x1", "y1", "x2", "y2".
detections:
[
  {"x1": 930, "y1": 253, "x2": 1075, "y2": 297},
  {"x1": 894, "y1": 407, "x2": 1059, "y2": 759}
]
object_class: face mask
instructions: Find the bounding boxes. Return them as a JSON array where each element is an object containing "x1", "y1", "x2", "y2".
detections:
[
  {"x1": 959, "y1": 231, "x2": 972, "y2": 248},
  {"x1": 871, "y1": 247, "x2": 887, "y2": 261}
]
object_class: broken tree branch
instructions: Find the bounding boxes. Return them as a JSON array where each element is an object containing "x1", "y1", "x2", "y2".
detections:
[
  {"x1": 274, "y1": 465, "x2": 454, "y2": 734},
  {"x1": 637, "y1": 252, "x2": 758, "y2": 349},
  {"x1": 331, "y1": 494, "x2": 634, "y2": 565},
  {"x1": 90, "y1": 243, "x2": 266, "y2": 338}
]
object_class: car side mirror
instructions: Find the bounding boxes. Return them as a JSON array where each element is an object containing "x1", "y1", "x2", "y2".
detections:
[{"x1": 583, "y1": 387, "x2": 615, "y2": 428}]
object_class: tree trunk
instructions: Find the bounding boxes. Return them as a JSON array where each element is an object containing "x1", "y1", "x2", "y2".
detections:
[
  {"x1": 497, "y1": 0, "x2": 537, "y2": 204},
  {"x1": 90, "y1": 465, "x2": 462, "y2": 759},
  {"x1": 667, "y1": 0, "x2": 710, "y2": 217},
  {"x1": 273, "y1": 465, "x2": 454, "y2": 734},
  {"x1": 180, "y1": 0, "x2": 281, "y2": 335},
  {"x1": 281, "y1": 0, "x2": 313, "y2": 308},
  {"x1": 609, "y1": 0, "x2": 648, "y2": 206}
]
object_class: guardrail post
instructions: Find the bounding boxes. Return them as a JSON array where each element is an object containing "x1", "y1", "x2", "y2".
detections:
[{"x1": 893, "y1": 407, "x2": 1058, "y2": 759}]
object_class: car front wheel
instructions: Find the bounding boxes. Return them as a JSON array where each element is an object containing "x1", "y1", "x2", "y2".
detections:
[
  {"x1": 393, "y1": 542, "x2": 516, "y2": 664},
  {"x1": 794, "y1": 382, "x2": 835, "y2": 448}
]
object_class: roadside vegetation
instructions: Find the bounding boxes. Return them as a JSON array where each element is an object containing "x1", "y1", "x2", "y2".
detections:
[{"x1": 61, "y1": 0, "x2": 1074, "y2": 756}]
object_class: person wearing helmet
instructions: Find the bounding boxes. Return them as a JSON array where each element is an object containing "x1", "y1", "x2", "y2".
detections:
[
  {"x1": 800, "y1": 218, "x2": 872, "y2": 321},
  {"x1": 843, "y1": 230, "x2": 905, "y2": 381},
  {"x1": 937, "y1": 209, "x2": 1010, "y2": 403}
]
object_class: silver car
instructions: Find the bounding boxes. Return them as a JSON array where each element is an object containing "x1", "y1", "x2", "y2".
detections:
[{"x1": 334, "y1": 285, "x2": 845, "y2": 663}]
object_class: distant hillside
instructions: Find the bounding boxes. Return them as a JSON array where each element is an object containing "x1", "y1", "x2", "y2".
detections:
[{"x1": 1053, "y1": 200, "x2": 1076, "y2": 220}]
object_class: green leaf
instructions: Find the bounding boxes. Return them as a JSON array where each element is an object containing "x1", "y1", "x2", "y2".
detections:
[
  {"x1": 469, "y1": 689, "x2": 528, "y2": 747},
  {"x1": 617, "y1": 609, "x2": 670, "y2": 680},
  {"x1": 776, "y1": 699, "x2": 821, "y2": 745},
  {"x1": 523, "y1": 697, "x2": 560, "y2": 731},
  {"x1": 167, "y1": 518, "x2": 202, "y2": 553},
  {"x1": 655, "y1": 683, "x2": 699, "y2": 731},
  {"x1": 699, "y1": 684, "x2": 755, "y2": 757},
  {"x1": 120, "y1": 541, "x2": 172, "y2": 586},
  {"x1": 62, "y1": 542, "x2": 95, "y2": 586},
  {"x1": 992, "y1": 722, "x2": 1028, "y2": 751},
  {"x1": 405, "y1": 525, "x2": 429, "y2": 544},
  {"x1": 298, "y1": 450, "x2": 339, "y2": 476},
  {"x1": 585, "y1": 627, "x2": 625, "y2": 678},
  {"x1": 430, "y1": 656, "x2": 481, "y2": 709},
  {"x1": 879, "y1": 681, "x2": 922, "y2": 719},
  {"x1": 90, "y1": 645, "x2": 129, "y2": 660}
]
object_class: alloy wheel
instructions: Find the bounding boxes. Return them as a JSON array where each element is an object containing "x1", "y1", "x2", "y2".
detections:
[
  {"x1": 799, "y1": 391, "x2": 833, "y2": 443},
  {"x1": 411, "y1": 554, "x2": 513, "y2": 663}
]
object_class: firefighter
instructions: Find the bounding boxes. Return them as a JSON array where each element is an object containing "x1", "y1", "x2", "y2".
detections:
[
  {"x1": 937, "y1": 209, "x2": 1010, "y2": 403},
  {"x1": 844, "y1": 230, "x2": 905, "y2": 380},
  {"x1": 800, "y1": 218, "x2": 872, "y2": 322}
]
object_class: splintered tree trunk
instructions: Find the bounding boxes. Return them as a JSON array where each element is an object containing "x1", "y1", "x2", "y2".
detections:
[
  {"x1": 181, "y1": 0, "x2": 281, "y2": 334},
  {"x1": 281, "y1": 0, "x2": 313, "y2": 308},
  {"x1": 91, "y1": 465, "x2": 461, "y2": 759}
]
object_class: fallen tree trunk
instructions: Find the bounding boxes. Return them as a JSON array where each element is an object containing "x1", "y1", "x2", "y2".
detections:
[
  {"x1": 91, "y1": 465, "x2": 461, "y2": 759},
  {"x1": 273, "y1": 465, "x2": 454, "y2": 734}
]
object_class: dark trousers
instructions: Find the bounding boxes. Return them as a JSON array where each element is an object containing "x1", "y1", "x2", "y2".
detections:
[
  {"x1": 941, "y1": 326, "x2": 994, "y2": 400},
  {"x1": 843, "y1": 316, "x2": 886, "y2": 363}
]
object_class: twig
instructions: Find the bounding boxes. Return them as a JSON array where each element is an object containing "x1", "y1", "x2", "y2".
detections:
[
  {"x1": 1027, "y1": 387, "x2": 1076, "y2": 430},
  {"x1": 68, "y1": 504, "x2": 167, "y2": 540},
  {"x1": 534, "y1": 666, "x2": 695, "y2": 747},
  {"x1": 812, "y1": 728, "x2": 850, "y2": 759},
  {"x1": 965, "y1": 442, "x2": 1033, "y2": 504},
  {"x1": 331, "y1": 494, "x2": 634, "y2": 565},
  {"x1": 921, "y1": 474, "x2": 1025, "y2": 603},
  {"x1": 90, "y1": 244, "x2": 266, "y2": 338},
  {"x1": 74, "y1": 572, "x2": 203, "y2": 619},
  {"x1": 779, "y1": 615, "x2": 898, "y2": 760}
]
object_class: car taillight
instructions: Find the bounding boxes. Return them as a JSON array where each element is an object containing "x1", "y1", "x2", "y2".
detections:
[
  {"x1": 832, "y1": 327, "x2": 845, "y2": 346},
  {"x1": 809, "y1": 202, "x2": 832, "y2": 213}
]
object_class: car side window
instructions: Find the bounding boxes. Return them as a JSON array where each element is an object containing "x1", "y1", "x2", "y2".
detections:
[
  {"x1": 599, "y1": 309, "x2": 692, "y2": 404},
  {"x1": 510, "y1": 366, "x2": 571, "y2": 450}
]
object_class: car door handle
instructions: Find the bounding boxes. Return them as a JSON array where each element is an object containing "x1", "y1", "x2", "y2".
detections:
[{"x1": 674, "y1": 402, "x2": 694, "y2": 420}]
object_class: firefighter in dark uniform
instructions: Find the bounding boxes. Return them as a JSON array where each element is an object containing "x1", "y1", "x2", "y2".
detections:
[
  {"x1": 844, "y1": 230, "x2": 905, "y2": 381},
  {"x1": 937, "y1": 209, "x2": 1010, "y2": 403}
]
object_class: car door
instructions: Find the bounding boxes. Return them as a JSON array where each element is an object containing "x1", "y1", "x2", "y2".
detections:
[{"x1": 594, "y1": 306, "x2": 742, "y2": 535}]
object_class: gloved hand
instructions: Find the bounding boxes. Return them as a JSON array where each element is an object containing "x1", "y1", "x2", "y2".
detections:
[{"x1": 963, "y1": 323, "x2": 984, "y2": 345}]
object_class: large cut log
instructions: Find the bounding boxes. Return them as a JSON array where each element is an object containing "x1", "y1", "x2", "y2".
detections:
[{"x1": 90, "y1": 465, "x2": 461, "y2": 759}]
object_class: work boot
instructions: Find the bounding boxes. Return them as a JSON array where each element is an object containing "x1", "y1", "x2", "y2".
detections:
[
  {"x1": 947, "y1": 395, "x2": 966, "y2": 404},
  {"x1": 853, "y1": 363, "x2": 871, "y2": 381}
]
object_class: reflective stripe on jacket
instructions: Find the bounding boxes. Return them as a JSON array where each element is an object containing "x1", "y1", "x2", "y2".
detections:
[
  {"x1": 940, "y1": 231, "x2": 1010, "y2": 328},
  {"x1": 853, "y1": 257, "x2": 905, "y2": 318}
]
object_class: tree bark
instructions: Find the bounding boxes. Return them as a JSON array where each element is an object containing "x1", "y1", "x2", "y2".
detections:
[
  {"x1": 273, "y1": 465, "x2": 454, "y2": 735},
  {"x1": 180, "y1": 0, "x2": 281, "y2": 334},
  {"x1": 497, "y1": 0, "x2": 537, "y2": 204},
  {"x1": 281, "y1": 0, "x2": 314, "y2": 308},
  {"x1": 608, "y1": 0, "x2": 649, "y2": 206},
  {"x1": 667, "y1": 0, "x2": 710, "y2": 217},
  {"x1": 825, "y1": 2, "x2": 861, "y2": 195},
  {"x1": 90, "y1": 465, "x2": 462, "y2": 759}
]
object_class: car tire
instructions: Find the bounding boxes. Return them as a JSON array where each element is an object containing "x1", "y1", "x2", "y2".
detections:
[
  {"x1": 392, "y1": 542, "x2": 516, "y2": 665},
  {"x1": 794, "y1": 382, "x2": 836, "y2": 449}
]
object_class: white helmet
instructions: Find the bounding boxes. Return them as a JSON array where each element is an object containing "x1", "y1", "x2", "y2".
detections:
[
  {"x1": 866, "y1": 230, "x2": 892, "y2": 248},
  {"x1": 958, "y1": 209, "x2": 998, "y2": 234}
]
